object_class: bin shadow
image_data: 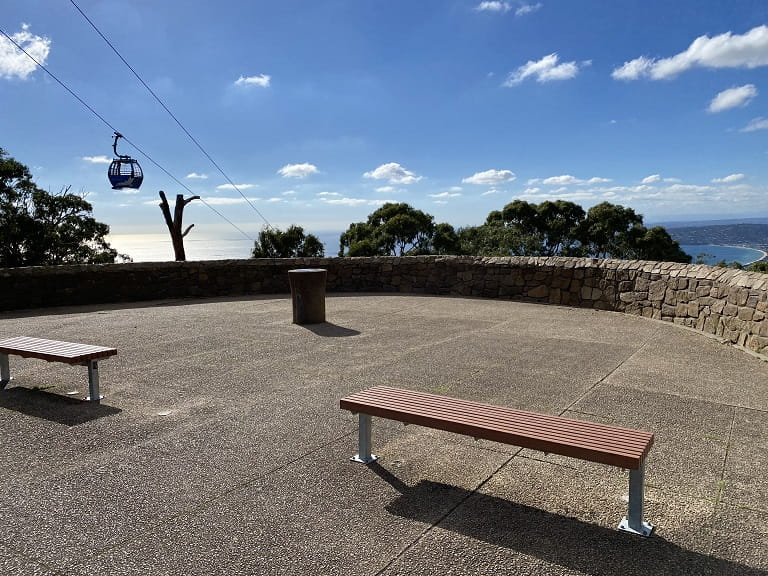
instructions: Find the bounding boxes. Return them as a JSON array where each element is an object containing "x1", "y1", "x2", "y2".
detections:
[
  {"x1": 301, "y1": 322, "x2": 360, "y2": 337},
  {"x1": 0, "y1": 386, "x2": 121, "y2": 426},
  {"x1": 372, "y1": 467, "x2": 764, "y2": 576}
]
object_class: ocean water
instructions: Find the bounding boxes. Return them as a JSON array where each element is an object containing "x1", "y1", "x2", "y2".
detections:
[
  {"x1": 680, "y1": 244, "x2": 766, "y2": 266},
  {"x1": 108, "y1": 232, "x2": 343, "y2": 262},
  {"x1": 108, "y1": 235, "x2": 766, "y2": 266}
]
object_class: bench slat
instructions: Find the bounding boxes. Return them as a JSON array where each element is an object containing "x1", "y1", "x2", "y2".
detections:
[
  {"x1": 0, "y1": 336, "x2": 117, "y2": 364},
  {"x1": 340, "y1": 386, "x2": 653, "y2": 469},
  {"x1": 355, "y1": 393, "x2": 651, "y2": 454}
]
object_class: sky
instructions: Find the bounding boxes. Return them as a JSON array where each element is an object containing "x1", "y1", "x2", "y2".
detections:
[{"x1": 2, "y1": 1, "x2": 768, "y2": 242}]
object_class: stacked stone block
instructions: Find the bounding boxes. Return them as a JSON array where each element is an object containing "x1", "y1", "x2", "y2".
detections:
[{"x1": 3, "y1": 256, "x2": 768, "y2": 356}]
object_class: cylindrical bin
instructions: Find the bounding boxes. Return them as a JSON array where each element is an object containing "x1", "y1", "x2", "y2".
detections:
[{"x1": 288, "y1": 268, "x2": 327, "y2": 324}]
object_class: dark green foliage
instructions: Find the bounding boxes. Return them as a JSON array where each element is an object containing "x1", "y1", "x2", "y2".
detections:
[
  {"x1": 630, "y1": 226, "x2": 692, "y2": 263},
  {"x1": 748, "y1": 261, "x2": 768, "y2": 273},
  {"x1": 452, "y1": 199, "x2": 689, "y2": 263},
  {"x1": 0, "y1": 148, "x2": 120, "y2": 268},
  {"x1": 339, "y1": 203, "x2": 458, "y2": 256},
  {"x1": 251, "y1": 225, "x2": 325, "y2": 258}
]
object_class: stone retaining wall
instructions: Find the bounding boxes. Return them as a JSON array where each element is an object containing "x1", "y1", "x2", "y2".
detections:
[{"x1": 3, "y1": 256, "x2": 768, "y2": 356}]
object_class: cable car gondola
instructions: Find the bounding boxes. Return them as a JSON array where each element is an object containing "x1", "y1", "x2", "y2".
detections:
[{"x1": 108, "y1": 132, "x2": 143, "y2": 190}]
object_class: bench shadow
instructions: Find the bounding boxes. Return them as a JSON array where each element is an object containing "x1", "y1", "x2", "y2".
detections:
[
  {"x1": 0, "y1": 387, "x2": 121, "y2": 426},
  {"x1": 371, "y1": 468, "x2": 765, "y2": 576},
  {"x1": 301, "y1": 322, "x2": 360, "y2": 337}
]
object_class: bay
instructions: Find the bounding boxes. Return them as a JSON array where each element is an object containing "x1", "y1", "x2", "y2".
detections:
[{"x1": 680, "y1": 244, "x2": 766, "y2": 266}]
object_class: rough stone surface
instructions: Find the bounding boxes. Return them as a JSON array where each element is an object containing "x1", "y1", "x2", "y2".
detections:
[{"x1": 4, "y1": 255, "x2": 768, "y2": 356}]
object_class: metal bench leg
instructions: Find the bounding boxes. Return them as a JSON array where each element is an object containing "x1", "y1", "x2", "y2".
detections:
[
  {"x1": 0, "y1": 353, "x2": 10, "y2": 388},
  {"x1": 85, "y1": 360, "x2": 103, "y2": 403},
  {"x1": 618, "y1": 464, "x2": 654, "y2": 537},
  {"x1": 350, "y1": 413, "x2": 378, "y2": 464}
]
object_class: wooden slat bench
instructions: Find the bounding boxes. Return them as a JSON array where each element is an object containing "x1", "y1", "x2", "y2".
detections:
[
  {"x1": 0, "y1": 336, "x2": 117, "y2": 404},
  {"x1": 340, "y1": 385, "x2": 654, "y2": 537}
]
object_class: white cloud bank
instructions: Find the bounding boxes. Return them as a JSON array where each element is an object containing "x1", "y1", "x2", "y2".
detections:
[
  {"x1": 234, "y1": 74, "x2": 271, "y2": 87},
  {"x1": 82, "y1": 155, "x2": 111, "y2": 164},
  {"x1": 475, "y1": 1, "x2": 512, "y2": 12},
  {"x1": 0, "y1": 24, "x2": 51, "y2": 80},
  {"x1": 462, "y1": 169, "x2": 516, "y2": 185},
  {"x1": 612, "y1": 25, "x2": 768, "y2": 80},
  {"x1": 708, "y1": 84, "x2": 757, "y2": 113},
  {"x1": 185, "y1": 172, "x2": 208, "y2": 179},
  {"x1": 712, "y1": 173, "x2": 745, "y2": 183},
  {"x1": 516, "y1": 3, "x2": 542, "y2": 16},
  {"x1": 503, "y1": 53, "x2": 583, "y2": 86},
  {"x1": 216, "y1": 183, "x2": 256, "y2": 190},
  {"x1": 741, "y1": 117, "x2": 768, "y2": 132},
  {"x1": 278, "y1": 163, "x2": 318, "y2": 179},
  {"x1": 363, "y1": 162, "x2": 421, "y2": 184}
]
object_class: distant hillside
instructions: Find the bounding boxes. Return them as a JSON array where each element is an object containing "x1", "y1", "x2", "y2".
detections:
[{"x1": 667, "y1": 223, "x2": 768, "y2": 248}]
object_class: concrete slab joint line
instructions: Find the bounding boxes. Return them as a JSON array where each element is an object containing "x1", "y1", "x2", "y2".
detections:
[{"x1": 4, "y1": 295, "x2": 768, "y2": 574}]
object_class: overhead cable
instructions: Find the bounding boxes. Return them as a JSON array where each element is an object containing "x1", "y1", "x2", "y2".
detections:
[
  {"x1": 0, "y1": 26, "x2": 254, "y2": 241},
  {"x1": 69, "y1": 0, "x2": 272, "y2": 229}
]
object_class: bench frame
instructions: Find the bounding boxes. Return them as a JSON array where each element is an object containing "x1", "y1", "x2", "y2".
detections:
[
  {"x1": 0, "y1": 337, "x2": 117, "y2": 404},
  {"x1": 341, "y1": 386, "x2": 654, "y2": 537}
]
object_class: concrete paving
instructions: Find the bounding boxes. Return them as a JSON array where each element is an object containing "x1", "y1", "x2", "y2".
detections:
[{"x1": 1, "y1": 294, "x2": 767, "y2": 575}]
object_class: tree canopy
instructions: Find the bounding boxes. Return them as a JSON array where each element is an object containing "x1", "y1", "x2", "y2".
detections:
[
  {"x1": 339, "y1": 199, "x2": 690, "y2": 264},
  {"x1": 251, "y1": 225, "x2": 324, "y2": 258},
  {"x1": 0, "y1": 148, "x2": 121, "y2": 268},
  {"x1": 339, "y1": 203, "x2": 453, "y2": 256}
]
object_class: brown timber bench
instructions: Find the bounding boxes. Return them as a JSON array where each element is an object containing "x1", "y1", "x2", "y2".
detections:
[
  {"x1": 340, "y1": 385, "x2": 655, "y2": 537},
  {"x1": 0, "y1": 336, "x2": 117, "y2": 404}
]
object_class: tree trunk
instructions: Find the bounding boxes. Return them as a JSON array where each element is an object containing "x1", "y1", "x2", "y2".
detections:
[{"x1": 159, "y1": 191, "x2": 200, "y2": 261}]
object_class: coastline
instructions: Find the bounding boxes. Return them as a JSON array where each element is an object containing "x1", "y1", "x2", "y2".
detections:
[{"x1": 682, "y1": 244, "x2": 768, "y2": 267}]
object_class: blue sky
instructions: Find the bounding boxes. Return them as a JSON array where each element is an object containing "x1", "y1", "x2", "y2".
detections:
[{"x1": 2, "y1": 1, "x2": 768, "y2": 241}]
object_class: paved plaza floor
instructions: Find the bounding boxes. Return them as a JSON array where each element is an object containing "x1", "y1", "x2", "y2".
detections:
[{"x1": 1, "y1": 294, "x2": 767, "y2": 575}]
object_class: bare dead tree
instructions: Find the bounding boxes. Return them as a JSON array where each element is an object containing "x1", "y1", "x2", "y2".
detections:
[{"x1": 159, "y1": 191, "x2": 200, "y2": 261}]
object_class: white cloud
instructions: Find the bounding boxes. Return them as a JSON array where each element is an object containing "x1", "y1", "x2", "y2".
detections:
[
  {"x1": 481, "y1": 189, "x2": 499, "y2": 196},
  {"x1": 0, "y1": 24, "x2": 51, "y2": 80},
  {"x1": 665, "y1": 183, "x2": 714, "y2": 194},
  {"x1": 202, "y1": 196, "x2": 260, "y2": 205},
  {"x1": 429, "y1": 191, "x2": 462, "y2": 198},
  {"x1": 542, "y1": 174, "x2": 580, "y2": 186},
  {"x1": 267, "y1": 197, "x2": 283, "y2": 203},
  {"x1": 462, "y1": 169, "x2": 516, "y2": 185},
  {"x1": 516, "y1": 3, "x2": 542, "y2": 16},
  {"x1": 282, "y1": 190, "x2": 297, "y2": 196},
  {"x1": 317, "y1": 191, "x2": 341, "y2": 197},
  {"x1": 712, "y1": 173, "x2": 745, "y2": 183},
  {"x1": 641, "y1": 174, "x2": 661, "y2": 184},
  {"x1": 278, "y1": 162, "x2": 318, "y2": 179},
  {"x1": 216, "y1": 183, "x2": 256, "y2": 190},
  {"x1": 375, "y1": 186, "x2": 404, "y2": 194},
  {"x1": 612, "y1": 25, "x2": 768, "y2": 81},
  {"x1": 363, "y1": 162, "x2": 421, "y2": 184},
  {"x1": 611, "y1": 56, "x2": 656, "y2": 81},
  {"x1": 319, "y1": 197, "x2": 393, "y2": 207},
  {"x1": 524, "y1": 187, "x2": 541, "y2": 194},
  {"x1": 503, "y1": 53, "x2": 581, "y2": 86},
  {"x1": 475, "y1": 1, "x2": 512, "y2": 12},
  {"x1": 234, "y1": 74, "x2": 270, "y2": 87},
  {"x1": 82, "y1": 155, "x2": 111, "y2": 164},
  {"x1": 585, "y1": 177, "x2": 612, "y2": 185},
  {"x1": 741, "y1": 117, "x2": 768, "y2": 132},
  {"x1": 185, "y1": 172, "x2": 208, "y2": 179},
  {"x1": 448, "y1": 186, "x2": 463, "y2": 192},
  {"x1": 708, "y1": 84, "x2": 757, "y2": 113}
]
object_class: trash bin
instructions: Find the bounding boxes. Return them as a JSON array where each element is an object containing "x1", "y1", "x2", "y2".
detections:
[{"x1": 288, "y1": 268, "x2": 327, "y2": 324}]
